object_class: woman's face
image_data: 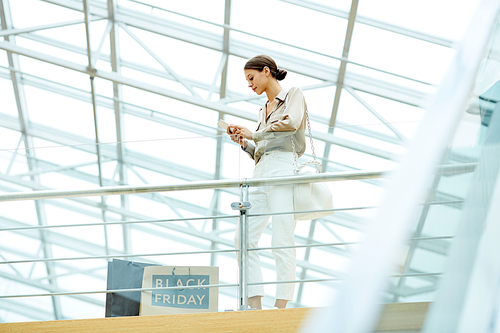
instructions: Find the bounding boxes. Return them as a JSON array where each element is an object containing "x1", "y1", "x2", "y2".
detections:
[{"x1": 244, "y1": 67, "x2": 270, "y2": 95}]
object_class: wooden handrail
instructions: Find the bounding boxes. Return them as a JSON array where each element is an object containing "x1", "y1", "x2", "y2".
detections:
[{"x1": 0, "y1": 302, "x2": 429, "y2": 332}]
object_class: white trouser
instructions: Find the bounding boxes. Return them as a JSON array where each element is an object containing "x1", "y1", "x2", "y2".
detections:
[{"x1": 234, "y1": 150, "x2": 297, "y2": 301}]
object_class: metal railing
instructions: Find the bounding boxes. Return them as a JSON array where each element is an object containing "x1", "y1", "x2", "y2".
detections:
[
  {"x1": 0, "y1": 169, "x2": 384, "y2": 202},
  {"x1": 0, "y1": 164, "x2": 471, "y2": 313}
]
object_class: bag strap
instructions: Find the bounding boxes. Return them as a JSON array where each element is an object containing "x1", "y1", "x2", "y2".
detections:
[{"x1": 289, "y1": 98, "x2": 322, "y2": 174}]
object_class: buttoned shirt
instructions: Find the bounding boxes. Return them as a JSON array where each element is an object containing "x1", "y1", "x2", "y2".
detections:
[{"x1": 242, "y1": 87, "x2": 307, "y2": 164}]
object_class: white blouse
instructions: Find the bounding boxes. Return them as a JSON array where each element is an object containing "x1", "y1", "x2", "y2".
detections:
[{"x1": 242, "y1": 87, "x2": 307, "y2": 164}]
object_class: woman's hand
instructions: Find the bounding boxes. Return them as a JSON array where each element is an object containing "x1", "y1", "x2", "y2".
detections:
[
  {"x1": 231, "y1": 125, "x2": 253, "y2": 140},
  {"x1": 227, "y1": 125, "x2": 252, "y2": 147}
]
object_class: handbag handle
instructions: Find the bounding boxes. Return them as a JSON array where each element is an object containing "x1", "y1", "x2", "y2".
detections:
[{"x1": 291, "y1": 102, "x2": 322, "y2": 174}]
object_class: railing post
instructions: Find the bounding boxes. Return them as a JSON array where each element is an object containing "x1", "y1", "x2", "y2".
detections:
[
  {"x1": 232, "y1": 182, "x2": 251, "y2": 311},
  {"x1": 240, "y1": 185, "x2": 248, "y2": 311}
]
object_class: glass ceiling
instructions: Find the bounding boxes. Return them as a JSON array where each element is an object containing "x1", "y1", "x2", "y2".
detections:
[{"x1": 0, "y1": 0, "x2": 482, "y2": 322}]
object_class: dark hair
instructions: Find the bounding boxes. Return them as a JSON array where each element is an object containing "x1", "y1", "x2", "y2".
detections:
[{"x1": 244, "y1": 55, "x2": 288, "y2": 81}]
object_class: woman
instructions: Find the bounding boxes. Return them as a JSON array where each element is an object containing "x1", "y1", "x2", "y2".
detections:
[{"x1": 228, "y1": 55, "x2": 307, "y2": 309}]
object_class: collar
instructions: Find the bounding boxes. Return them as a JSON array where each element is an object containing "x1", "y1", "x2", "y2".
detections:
[
  {"x1": 261, "y1": 88, "x2": 291, "y2": 109},
  {"x1": 258, "y1": 88, "x2": 291, "y2": 124},
  {"x1": 275, "y1": 88, "x2": 290, "y2": 102}
]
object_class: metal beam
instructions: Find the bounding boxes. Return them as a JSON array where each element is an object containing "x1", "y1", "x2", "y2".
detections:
[
  {"x1": 0, "y1": 61, "x2": 416, "y2": 153},
  {"x1": 0, "y1": 0, "x2": 62, "y2": 320},
  {"x1": 90, "y1": 21, "x2": 113, "y2": 68},
  {"x1": 0, "y1": 18, "x2": 98, "y2": 37},
  {"x1": 107, "y1": 0, "x2": 131, "y2": 253},
  {"x1": 9, "y1": 18, "x2": 427, "y2": 107},
  {"x1": 323, "y1": 0, "x2": 358, "y2": 170},
  {"x1": 0, "y1": 112, "x2": 216, "y2": 181},
  {"x1": 210, "y1": 0, "x2": 232, "y2": 268},
  {"x1": 83, "y1": 0, "x2": 111, "y2": 256},
  {"x1": 0, "y1": 39, "x2": 261, "y2": 123},
  {"x1": 36, "y1": 0, "x2": 428, "y2": 106},
  {"x1": 0, "y1": 65, "x2": 402, "y2": 162},
  {"x1": 0, "y1": 0, "x2": 467, "y2": 322},
  {"x1": 329, "y1": 0, "x2": 359, "y2": 131},
  {"x1": 117, "y1": 0, "x2": 433, "y2": 103}
]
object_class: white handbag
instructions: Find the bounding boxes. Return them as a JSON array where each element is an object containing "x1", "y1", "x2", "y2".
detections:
[{"x1": 291, "y1": 105, "x2": 334, "y2": 221}]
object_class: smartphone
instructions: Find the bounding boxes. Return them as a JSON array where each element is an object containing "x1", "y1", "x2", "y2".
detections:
[{"x1": 218, "y1": 119, "x2": 234, "y2": 133}]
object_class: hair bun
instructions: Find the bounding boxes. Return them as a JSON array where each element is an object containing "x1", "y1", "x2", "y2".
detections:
[{"x1": 275, "y1": 68, "x2": 287, "y2": 81}]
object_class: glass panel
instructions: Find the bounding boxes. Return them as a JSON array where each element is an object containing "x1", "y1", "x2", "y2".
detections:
[
  {"x1": 226, "y1": 55, "x2": 253, "y2": 96},
  {"x1": 0, "y1": 128, "x2": 29, "y2": 177},
  {"x1": 346, "y1": 62, "x2": 436, "y2": 95},
  {"x1": 96, "y1": 105, "x2": 117, "y2": 144},
  {"x1": 89, "y1": 20, "x2": 112, "y2": 55},
  {"x1": 119, "y1": 26, "x2": 222, "y2": 86},
  {"x1": 0, "y1": 77, "x2": 19, "y2": 117},
  {"x1": 391, "y1": 15, "x2": 500, "y2": 311},
  {"x1": 9, "y1": 0, "x2": 83, "y2": 28},
  {"x1": 349, "y1": 23, "x2": 456, "y2": 85},
  {"x1": 334, "y1": 128, "x2": 404, "y2": 155},
  {"x1": 24, "y1": 86, "x2": 96, "y2": 139},
  {"x1": 120, "y1": 67, "x2": 190, "y2": 95},
  {"x1": 122, "y1": 114, "x2": 217, "y2": 175},
  {"x1": 4, "y1": 0, "x2": 494, "y2": 322},
  {"x1": 226, "y1": 55, "x2": 326, "y2": 97},
  {"x1": 94, "y1": 77, "x2": 114, "y2": 99},
  {"x1": 119, "y1": 0, "x2": 225, "y2": 24},
  {"x1": 355, "y1": 91, "x2": 425, "y2": 139},
  {"x1": 357, "y1": 0, "x2": 480, "y2": 42},
  {"x1": 232, "y1": 0, "x2": 348, "y2": 58},
  {"x1": 336, "y1": 87, "x2": 397, "y2": 137},
  {"x1": 18, "y1": 55, "x2": 89, "y2": 91},
  {"x1": 0, "y1": 50, "x2": 8, "y2": 67},
  {"x1": 117, "y1": 28, "x2": 164, "y2": 72},
  {"x1": 387, "y1": 275, "x2": 439, "y2": 303},
  {"x1": 126, "y1": 165, "x2": 181, "y2": 184},
  {"x1": 120, "y1": 85, "x2": 219, "y2": 126},
  {"x1": 147, "y1": 3, "x2": 225, "y2": 33},
  {"x1": 30, "y1": 138, "x2": 97, "y2": 167},
  {"x1": 329, "y1": 143, "x2": 394, "y2": 170},
  {"x1": 32, "y1": 23, "x2": 87, "y2": 51},
  {"x1": 421, "y1": 204, "x2": 462, "y2": 237},
  {"x1": 307, "y1": 0, "x2": 353, "y2": 12},
  {"x1": 43, "y1": 205, "x2": 106, "y2": 245},
  {"x1": 15, "y1": 36, "x2": 87, "y2": 66},
  {"x1": 222, "y1": 142, "x2": 254, "y2": 180},
  {"x1": 230, "y1": 31, "x2": 342, "y2": 70},
  {"x1": 302, "y1": 85, "x2": 336, "y2": 119},
  {"x1": 38, "y1": 171, "x2": 99, "y2": 190},
  {"x1": 59, "y1": 294, "x2": 106, "y2": 319},
  {"x1": 0, "y1": 200, "x2": 38, "y2": 226}
]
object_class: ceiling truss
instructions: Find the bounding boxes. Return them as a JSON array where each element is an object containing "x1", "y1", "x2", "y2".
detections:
[{"x1": 0, "y1": 0, "x2": 467, "y2": 321}]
